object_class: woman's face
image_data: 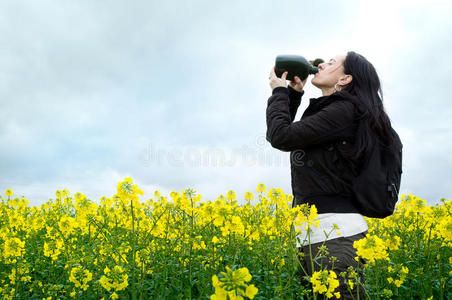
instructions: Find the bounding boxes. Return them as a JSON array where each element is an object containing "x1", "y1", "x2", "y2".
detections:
[{"x1": 311, "y1": 54, "x2": 347, "y2": 89}]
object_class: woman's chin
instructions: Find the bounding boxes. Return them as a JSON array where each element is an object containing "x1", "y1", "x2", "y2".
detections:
[{"x1": 311, "y1": 78, "x2": 319, "y2": 88}]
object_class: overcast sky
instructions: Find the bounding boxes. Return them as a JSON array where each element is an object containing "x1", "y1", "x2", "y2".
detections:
[{"x1": 1, "y1": 0, "x2": 451, "y2": 206}]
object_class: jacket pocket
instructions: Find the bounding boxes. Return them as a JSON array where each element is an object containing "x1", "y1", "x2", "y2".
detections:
[
  {"x1": 302, "y1": 150, "x2": 342, "y2": 195},
  {"x1": 328, "y1": 140, "x2": 359, "y2": 178},
  {"x1": 317, "y1": 142, "x2": 353, "y2": 193}
]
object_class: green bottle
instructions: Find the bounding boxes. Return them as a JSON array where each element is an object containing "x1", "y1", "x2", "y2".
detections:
[{"x1": 275, "y1": 55, "x2": 324, "y2": 81}]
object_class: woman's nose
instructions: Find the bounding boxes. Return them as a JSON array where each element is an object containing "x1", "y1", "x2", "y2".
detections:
[{"x1": 318, "y1": 63, "x2": 325, "y2": 70}]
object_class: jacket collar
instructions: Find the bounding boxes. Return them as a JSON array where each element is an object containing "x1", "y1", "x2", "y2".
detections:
[{"x1": 306, "y1": 90, "x2": 357, "y2": 113}]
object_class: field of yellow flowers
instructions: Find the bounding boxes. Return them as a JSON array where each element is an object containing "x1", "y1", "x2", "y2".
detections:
[{"x1": 0, "y1": 178, "x2": 451, "y2": 299}]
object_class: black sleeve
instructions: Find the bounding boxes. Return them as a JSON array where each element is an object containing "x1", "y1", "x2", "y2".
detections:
[
  {"x1": 266, "y1": 87, "x2": 355, "y2": 151},
  {"x1": 288, "y1": 85, "x2": 304, "y2": 122}
]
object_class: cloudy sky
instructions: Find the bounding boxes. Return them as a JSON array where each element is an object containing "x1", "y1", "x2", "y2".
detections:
[{"x1": 1, "y1": 0, "x2": 451, "y2": 206}]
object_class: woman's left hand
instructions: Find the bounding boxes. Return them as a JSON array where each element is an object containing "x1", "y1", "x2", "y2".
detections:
[
  {"x1": 289, "y1": 76, "x2": 307, "y2": 93},
  {"x1": 269, "y1": 66, "x2": 288, "y2": 90}
]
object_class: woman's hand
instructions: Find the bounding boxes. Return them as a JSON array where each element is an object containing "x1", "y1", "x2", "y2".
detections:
[
  {"x1": 289, "y1": 76, "x2": 307, "y2": 93},
  {"x1": 269, "y1": 66, "x2": 288, "y2": 90},
  {"x1": 269, "y1": 66, "x2": 307, "y2": 92}
]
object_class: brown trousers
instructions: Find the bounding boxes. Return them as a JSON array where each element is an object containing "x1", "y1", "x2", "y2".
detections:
[{"x1": 298, "y1": 231, "x2": 368, "y2": 300}]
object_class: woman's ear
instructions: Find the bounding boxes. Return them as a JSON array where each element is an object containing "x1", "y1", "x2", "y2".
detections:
[{"x1": 340, "y1": 74, "x2": 353, "y2": 85}]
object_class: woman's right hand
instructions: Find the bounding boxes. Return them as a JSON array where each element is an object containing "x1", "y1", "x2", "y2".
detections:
[{"x1": 289, "y1": 76, "x2": 307, "y2": 92}]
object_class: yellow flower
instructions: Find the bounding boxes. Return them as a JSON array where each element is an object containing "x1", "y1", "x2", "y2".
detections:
[
  {"x1": 58, "y1": 216, "x2": 77, "y2": 235},
  {"x1": 384, "y1": 235, "x2": 401, "y2": 250},
  {"x1": 43, "y1": 239, "x2": 64, "y2": 261},
  {"x1": 210, "y1": 286, "x2": 227, "y2": 300},
  {"x1": 353, "y1": 234, "x2": 389, "y2": 263},
  {"x1": 100, "y1": 266, "x2": 129, "y2": 292},
  {"x1": 227, "y1": 190, "x2": 236, "y2": 201},
  {"x1": 244, "y1": 192, "x2": 254, "y2": 201},
  {"x1": 116, "y1": 177, "x2": 143, "y2": 200},
  {"x1": 211, "y1": 266, "x2": 258, "y2": 299},
  {"x1": 170, "y1": 191, "x2": 179, "y2": 200},
  {"x1": 310, "y1": 270, "x2": 340, "y2": 299},
  {"x1": 99, "y1": 276, "x2": 112, "y2": 292},
  {"x1": 69, "y1": 267, "x2": 93, "y2": 291},
  {"x1": 348, "y1": 279, "x2": 354, "y2": 290},
  {"x1": 245, "y1": 284, "x2": 258, "y2": 299},
  {"x1": 4, "y1": 237, "x2": 25, "y2": 258},
  {"x1": 256, "y1": 183, "x2": 266, "y2": 193},
  {"x1": 5, "y1": 189, "x2": 13, "y2": 197}
]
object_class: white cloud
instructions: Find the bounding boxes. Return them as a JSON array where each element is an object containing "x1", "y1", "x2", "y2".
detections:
[{"x1": 1, "y1": 0, "x2": 451, "y2": 206}]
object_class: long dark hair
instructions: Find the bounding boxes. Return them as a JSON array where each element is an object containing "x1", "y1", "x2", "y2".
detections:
[{"x1": 339, "y1": 51, "x2": 399, "y2": 165}]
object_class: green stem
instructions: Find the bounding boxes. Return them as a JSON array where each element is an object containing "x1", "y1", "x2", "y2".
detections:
[
  {"x1": 307, "y1": 225, "x2": 316, "y2": 300},
  {"x1": 130, "y1": 198, "x2": 138, "y2": 300},
  {"x1": 15, "y1": 259, "x2": 19, "y2": 296},
  {"x1": 88, "y1": 218, "x2": 128, "y2": 266},
  {"x1": 189, "y1": 191, "x2": 194, "y2": 299}
]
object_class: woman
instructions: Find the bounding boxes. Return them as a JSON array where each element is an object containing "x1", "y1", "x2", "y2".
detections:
[{"x1": 266, "y1": 52, "x2": 399, "y2": 299}]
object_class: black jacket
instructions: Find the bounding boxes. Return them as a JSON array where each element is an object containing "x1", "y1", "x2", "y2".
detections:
[{"x1": 266, "y1": 86, "x2": 362, "y2": 214}]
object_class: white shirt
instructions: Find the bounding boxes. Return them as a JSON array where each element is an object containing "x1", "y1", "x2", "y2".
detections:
[{"x1": 295, "y1": 213, "x2": 368, "y2": 247}]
